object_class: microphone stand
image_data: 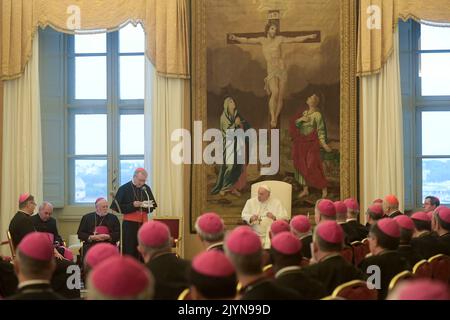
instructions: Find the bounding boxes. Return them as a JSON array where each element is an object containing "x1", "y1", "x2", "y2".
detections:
[
  {"x1": 110, "y1": 191, "x2": 123, "y2": 253},
  {"x1": 142, "y1": 186, "x2": 153, "y2": 219}
]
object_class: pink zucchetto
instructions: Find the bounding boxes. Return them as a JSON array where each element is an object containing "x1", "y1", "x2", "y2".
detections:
[
  {"x1": 377, "y1": 218, "x2": 401, "y2": 238},
  {"x1": 344, "y1": 198, "x2": 360, "y2": 211},
  {"x1": 394, "y1": 215, "x2": 415, "y2": 231},
  {"x1": 411, "y1": 211, "x2": 431, "y2": 222},
  {"x1": 85, "y1": 243, "x2": 120, "y2": 268},
  {"x1": 138, "y1": 220, "x2": 170, "y2": 247},
  {"x1": 316, "y1": 221, "x2": 344, "y2": 244},
  {"x1": 225, "y1": 226, "x2": 261, "y2": 255},
  {"x1": 197, "y1": 212, "x2": 224, "y2": 234},
  {"x1": 18, "y1": 232, "x2": 54, "y2": 261},
  {"x1": 90, "y1": 256, "x2": 151, "y2": 298},
  {"x1": 290, "y1": 215, "x2": 311, "y2": 234},
  {"x1": 192, "y1": 250, "x2": 235, "y2": 277},
  {"x1": 271, "y1": 232, "x2": 302, "y2": 255},
  {"x1": 270, "y1": 220, "x2": 290, "y2": 236},
  {"x1": 317, "y1": 199, "x2": 336, "y2": 217},
  {"x1": 334, "y1": 201, "x2": 348, "y2": 215}
]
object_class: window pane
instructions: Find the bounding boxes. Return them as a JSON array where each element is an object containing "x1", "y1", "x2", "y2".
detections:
[
  {"x1": 75, "y1": 57, "x2": 107, "y2": 99},
  {"x1": 120, "y1": 114, "x2": 144, "y2": 155},
  {"x1": 120, "y1": 56, "x2": 145, "y2": 99},
  {"x1": 422, "y1": 112, "x2": 450, "y2": 156},
  {"x1": 420, "y1": 24, "x2": 450, "y2": 50},
  {"x1": 75, "y1": 33, "x2": 106, "y2": 53},
  {"x1": 119, "y1": 23, "x2": 145, "y2": 53},
  {"x1": 420, "y1": 53, "x2": 450, "y2": 96},
  {"x1": 422, "y1": 159, "x2": 450, "y2": 204},
  {"x1": 75, "y1": 159, "x2": 107, "y2": 203},
  {"x1": 75, "y1": 114, "x2": 107, "y2": 155},
  {"x1": 120, "y1": 159, "x2": 145, "y2": 185}
]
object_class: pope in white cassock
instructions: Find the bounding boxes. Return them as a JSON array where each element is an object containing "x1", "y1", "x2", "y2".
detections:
[{"x1": 241, "y1": 185, "x2": 288, "y2": 246}]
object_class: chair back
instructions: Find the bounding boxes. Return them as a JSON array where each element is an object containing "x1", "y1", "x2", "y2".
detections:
[
  {"x1": 428, "y1": 254, "x2": 450, "y2": 283},
  {"x1": 153, "y1": 216, "x2": 183, "y2": 256},
  {"x1": 388, "y1": 270, "x2": 414, "y2": 292},
  {"x1": 332, "y1": 280, "x2": 378, "y2": 300},
  {"x1": 251, "y1": 181, "x2": 292, "y2": 218},
  {"x1": 351, "y1": 241, "x2": 366, "y2": 266},
  {"x1": 340, "y1": 246, "x2": 353, "y2": 264},
  {"x1": 412, "y1": 260, "x2": 433, "y2": 279},
  {"x1": 6, "y1": 231, "x2": 15, "y2": 258},
  {"x1": 361, "y1": 238, "x2": 370, "y2": 255},
  {"x1": 177, "y1": 288, "x2": 192, "y2": 300},
  {"x1": 262, "y1": 264, "x2": 275, "y2": 279}
]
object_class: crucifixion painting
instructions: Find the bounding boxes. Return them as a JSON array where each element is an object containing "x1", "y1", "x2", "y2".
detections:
[{"x1": 228, "y1": 10, "x2": 321, "y2": 128}]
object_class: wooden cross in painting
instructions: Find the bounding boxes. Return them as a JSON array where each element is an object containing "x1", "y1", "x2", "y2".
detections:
[{"x1": 227, "y1": 10, "x2": 321, "y2": 129}]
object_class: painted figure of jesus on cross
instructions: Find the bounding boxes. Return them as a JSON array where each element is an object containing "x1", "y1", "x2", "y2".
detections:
[{"x1": 228, "y1": 10, "x2": 321, "y2": 128}]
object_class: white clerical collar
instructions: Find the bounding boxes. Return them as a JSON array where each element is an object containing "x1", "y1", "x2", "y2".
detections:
[
  {"x1": 346, "y1": 218, "x2": 358, "y2": 222},
  {"x1": 18, "y1": 280, "x2": 50, "y2": 289},
  {"x1": 275, "y1": 266, "x2": 302, "y2": 278},
  {"x1": 19, "y1": 210, "x2": 32, "y2": 216},
  {"x1": 206, "y1": 242, "x2": 224, "y2": 251},
  {"x1": 300, "y1": 232, "x2": 312, "y2": 240}
]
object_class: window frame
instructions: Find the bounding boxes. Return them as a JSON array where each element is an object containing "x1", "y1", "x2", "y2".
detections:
[
  {"x1": 405, "y1": 21, "x2": 450, "y2": 207},
  {"x1": 65, "y1": 29, "x2": 145, "y2": 206}
]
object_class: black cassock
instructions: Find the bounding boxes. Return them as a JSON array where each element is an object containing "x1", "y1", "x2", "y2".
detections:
[
  {"x1": 300, "y1": 254, "x2": 367, "y2": 296},
  {"x1": 8, "y1": 211, "x2": 35, "y2": 248},
  {"x1": 77, "y1": 212, "x2": 120, "y2": 258},
  {"x1": 7, "y1": 283, "x2": 63, "y2": 300},
  {"x1": 274, "y1": 267, "x2": 326, "y2": 300},
  {"x1": 240, "y1": 278, "x2": 301, "y2": 300},
  {"x1": 359, "y1": 250, "x2": 410, "y2": 300},
  {"x1": 31, "y1": 215, "x2": 64, "y2": 245},
  {"x1": 110, "y1": 181, "x2": 157, "y2": 259},
  {"x1": 300, "y1": 235, "x2": 313, "y2": 259}
]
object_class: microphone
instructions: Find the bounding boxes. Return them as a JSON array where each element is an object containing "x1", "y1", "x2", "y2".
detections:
[
  {"x1": 110, "y1": 191, "x2": 122, "y2": 215},
  {"x1": 142, "y1": 186, "x2": 153, "y2": 209}
]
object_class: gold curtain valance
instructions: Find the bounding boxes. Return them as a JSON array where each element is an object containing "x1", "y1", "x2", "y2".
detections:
[
  {"x1": 0, "y1": 0, "x2": 189, "y2": 80},
  {"x1": 358, "y1": 0, "x2": 450, "y2": 76}
]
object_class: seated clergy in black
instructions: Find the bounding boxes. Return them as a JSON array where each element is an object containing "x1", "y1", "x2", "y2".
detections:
[
  {"x1": 224, "y1": 226, "x2": 301, "y2": 300},
  {"x1": 195, "y1": 212, "x2": 225, "y2": 252},
  {"x1": 189, "y1": 250, "x2": 237, "y2": 300},
  {"x1": 0, "y1": 258, "x2": 18, "y2": 298},
  {"x1": 271, "y1": 232, "x2": 326, "y2": 299},
  {"x1": 138, "y1": 221, "x2": 190, "y2": 300},
  {"x1": 9, "y1": 193, "x2": 37, "y2": 248},
  {"x1": 432, "y1": 206, "x2": 450, "y2": 256},
  {"x1": 383, "y1": 195, "x2": 403, "y2": 218},
  {"x1": 300, "y1": 221, "x2": 366, "y2": 295},
  {"x1": 335, "y1": 201, "x2": 354, "y2": 244},
  {"x1": 290, "y1": 215, "x2": 313, "y2": 259},
  {"x1": 77, "y1": 197, "x2": 120, "y2": 258},
  {"x1": 31, "y1": 202, "x2": 63, "y2": 246},
  {"x1": 359, "y1": 219, "x2": 410, "y2": 300},
  {"x1": 365, "y1": 204, "x2": 385, "y2": 233},
  {"x1": 394, "y1": 215, "x2": 423, "y2": 267},
  {"x1": 344, "y1": 198, "x2": 368, "y2": 242},
  {"x1": 8, "y1": 232, "x2": 63, "y2": 300},
  {"x1": 411, "y1": 211, "x2": 442, "y2": 259}
]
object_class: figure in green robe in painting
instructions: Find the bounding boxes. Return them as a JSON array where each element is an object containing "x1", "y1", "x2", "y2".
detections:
[
  {"x1": 211, "y1": 96, "x2": 251, "y2": 197},
  {"x1": 289, "y1": 94, "x2": 333, "y2": 199}
]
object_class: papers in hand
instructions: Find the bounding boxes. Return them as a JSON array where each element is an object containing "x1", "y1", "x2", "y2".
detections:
[{"x1": 142, "y1": 200, "x2": 155, "y2": 209}]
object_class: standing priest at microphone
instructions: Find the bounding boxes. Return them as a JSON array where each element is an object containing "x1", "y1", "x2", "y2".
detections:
[{"x1": 110, "y1": 167, "x2": 158, "y2": 260}]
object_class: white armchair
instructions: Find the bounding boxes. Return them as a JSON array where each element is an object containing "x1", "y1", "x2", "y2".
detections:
[{"x1": 251, "y1": 180, "x2": 292, "y2": 219}]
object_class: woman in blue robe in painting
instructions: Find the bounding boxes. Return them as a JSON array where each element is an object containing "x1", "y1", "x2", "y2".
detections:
[{"x1": 211, "y1": 96, "x2": 251, "y2": 197}]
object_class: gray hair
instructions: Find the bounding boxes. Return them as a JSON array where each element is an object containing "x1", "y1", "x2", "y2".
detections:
[
  {"x1": 194, "y1": 218, "x2": 225, "y2": 243},
  {"x1": 39, "y1": 201, "x2": 53, "y2": 211}
]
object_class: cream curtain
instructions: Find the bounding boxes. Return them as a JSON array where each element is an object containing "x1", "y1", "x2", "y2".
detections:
[
  {"x1": 0, "y1": 0, "x2": 189, "y2": 80},
  {"x1": 360, "y1": 29, "x2": 404, "y2": 216},
  {"x1": 358, "y1": 0, "x2": 450, "y2": 76},
  {"x1": 1, "y1": 33, "x2": 42, "y2": 253},
  {"x1": 144, "y1": 58, "x2": 186, "y2": 253}
]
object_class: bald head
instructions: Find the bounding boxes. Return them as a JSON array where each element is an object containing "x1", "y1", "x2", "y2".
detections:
[
  {"x1": 133, "y1": 168, "x2": 148, "y2": 188},
  {"x1": 38, "y1": 202, "x2": 54, "y2": 222}
]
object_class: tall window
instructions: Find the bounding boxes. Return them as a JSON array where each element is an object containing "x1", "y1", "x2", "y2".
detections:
[
  {"x1": 402, "y1": 22, "x2": 450, "y2": 207},
  {"x1": 67, "y1": 24, "x2": 145, "y2": 204}
]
